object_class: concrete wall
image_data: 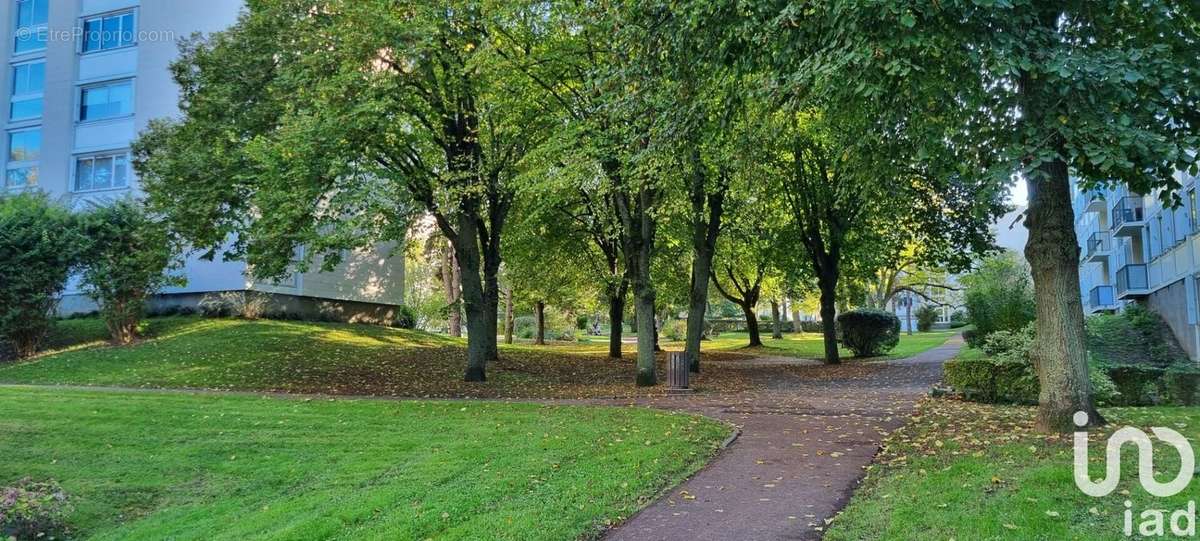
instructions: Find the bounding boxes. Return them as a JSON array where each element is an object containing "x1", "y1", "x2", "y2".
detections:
[{"x1": 1144, "y1": 278, "x2": 1199, "y2": 361}]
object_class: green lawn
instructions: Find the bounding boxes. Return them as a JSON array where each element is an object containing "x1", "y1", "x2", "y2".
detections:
[
  {"x1": 825, "y1": 398, "x2": 1200, "y2": 540},
  {"x1": 699, "y1": 329, "x2": 959, "y2": 360},
  {"x1": 0, "y1": 386, "x2": 728, "y2": 540},
  {"x1": 0, "y1": 316, "x2": 759, "y2": 398}
]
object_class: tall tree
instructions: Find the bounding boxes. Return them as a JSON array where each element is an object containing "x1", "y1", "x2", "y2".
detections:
[
  {"x1": 134, "y1": 0, "x2": 568, "y2": 381},
  {"x1": 772, "y1": 0, "x2": 1200, "y2": 430}
]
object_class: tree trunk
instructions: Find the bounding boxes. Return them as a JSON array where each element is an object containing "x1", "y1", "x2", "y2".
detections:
[
  {"x1": 741, "y1": 303, "x2": 763, "y2": 347},
  {"x1": 534, "y1": 300, "x2": 546, "y2": 345},
  {"x1": 442, "y1": 244, "x2": 462, "y2": 338},
  {"x1": 607, "y1": 281, "x2": 626, "y2": 359},
  {"x1": 633, "y1": 286, "x2": 657, "y2": 386},
  {"x1": 1025, "y1": 156, "x2": 1102, "y2": 432},
  {"x1": 792, "y1": 307, "x2": 802, "y2": 332},
  {"x1": 818, "y1": 275, "x2": 840, "y2": 364},
  {"x1": 504, "y1": 287, "x2": 514, "y2": 345},
  {"x1": 770, "y1": 300, "x2": 783, "y2": 340},
  {"x1": 906, "y1": 295, "x2": 913, "y2": 336},
  {"x1": 683, "y1": 166, "x2": 726, "y2": 373},
  {"x1": 452, "y1": 218, "x2": 490, "y2": 382}
]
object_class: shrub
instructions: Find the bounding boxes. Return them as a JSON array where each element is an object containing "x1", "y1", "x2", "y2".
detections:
[
  {"x1": 1164, "y1": 365, "x2": 1200, "y2": 406},
  {"x1": 945, "y1": 356, "x2": 1120, "y2": 406},
  {"x1": 949, "y1": 310, "x2": 967, "y2": 329},
  {"x1": 915, "y1": 305, "x2": 939, "y2": 332},
  {"x1": 961, "y1": 328, "x2": 982, "y2": 348},
  {"x1": 575, "y1": 314, "x2": 589, "y2": 331},
  {"x1": 79, "y1": 199, "x2": 185, "y2": 345},
  {"x1": 1106, "y1": 365, "x2": 1166, "y2": 406},
  {"x1": 0, "y1": 193, "x2": 85, "y2": 359},
  {"x1": 960, "y1": 252, "x2": 1036, "y2": 341},
  {"x1": 981, "y1": 325, "x2": 1034, "y2": 360},
  {"x1": 837, "y1": 309, "x2": 900, "y2": 357},
  {"x1": 391, "y1": 305, "x2": 417, "y2": 329},
  {"x1": 662, "y1": 320, "x2": 687, "y2": 342},
  {"x1": 514, "y1": 315, "x2": 536, "y2": 340},
  {"x1": 1086, "y1": 305, "x2": 1188, "y2": 367},
  {"x1": 0, "y1": 478, "x2": 72, "y2": 540},
  {"x1": 798, "y1": 320, "x2": 825, "y2": 333},
  {"x1": 552, "y1": 328, "x2": 577, "y2": 342}
]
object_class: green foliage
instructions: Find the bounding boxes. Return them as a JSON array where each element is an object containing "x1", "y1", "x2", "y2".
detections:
[
  {"x1": 914, "y1": 305, "x2": 938, "y2": 332},
  {"x1": 948, "y1": 311, "x2": 967, "y2": 329},
  {"x1": 78, "y1": 199, "x2": 185, "y2": 345},
  {"x1": 1105, "y1": 365, "x2": 1166, "y2": 407},
  {"x1": 960, "y1": 253, "x2": 1036, "y2": 340},
  {"x1": 0, "y1": 477, "x2": 72, "y2": 540},
  {"x1": 1164, "y1": 365, "x2": 1200, "y2": 407},
  {"x1": 575, "y1": 314, "x2": 589, "y2": 331},
  {"x1": 1086, "y1": 305, "x2": 1189, "y2": 367},
  {"x1": 0, "y1": 193, "x2": 84, "y2": 359},
  {"x1": 662, "y1": 320, "x2": 688, "y2": 342},
  {"x1": 514, "y1": 316, "x2": 536, "y2": 340},
  {"x1": 391, "y1": 305, "x2": 417, "y2": 330},
  {"x1": 837, "y1": 309, "x2": 901, "y2": 357}
]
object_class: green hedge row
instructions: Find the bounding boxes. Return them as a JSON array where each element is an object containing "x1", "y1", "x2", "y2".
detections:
[{"x1": 945, "y1": 358, "x2": 1200, "y2": 406}]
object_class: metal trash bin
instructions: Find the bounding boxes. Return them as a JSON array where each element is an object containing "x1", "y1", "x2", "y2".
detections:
[{"x1": 667, "y1": 352, "x2": 692, "y2": 394}]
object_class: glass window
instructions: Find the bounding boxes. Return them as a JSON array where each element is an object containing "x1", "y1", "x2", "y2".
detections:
[
  {"x1": 74, "y1": 153, "x2": 130, "y2": 191},
  {"x1": 10, "y1": 61, "x2": 44, "y2": 120},
  {"x1": 7, "y1": 130, "x2": 40, "y2": 162},
  {"x1": 80, "y1": 80, "x2": 134, "y2": 121},
  {"x1": 13, "y1": 0, "x2": 49, "y2": 54},
  {"x1": 82, "y1": 11, "x2": 136, "y2": 53},
  {"x1": 5, "y1": 166, "x2": 37, "y2": 188}
]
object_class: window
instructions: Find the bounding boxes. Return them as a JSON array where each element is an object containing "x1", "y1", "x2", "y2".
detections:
[
  {"x1": 13, "y1": 0, "x2": 49, "y2": 54},
  {"x1": 1190, "y1": 189, "x2": 1198, "y2": 232},
  {"x1": 8, "y1": 130, "x2": 39, "y2": 161},
  {"x1": 5, "y1": 129, "x2": 39, "y2": 189},
  {"x1": 82, "y1": 11, "x2": 136, "y2": 53},
  {"x1": 9, "y1": 61, "x2": 44, "y2": 120},
  {"x1": 79, "y1": 80, "x2": 133, "y2": 121},
  {"x1": 74, "y1": 153, "x2": 129, "y2": 191}
]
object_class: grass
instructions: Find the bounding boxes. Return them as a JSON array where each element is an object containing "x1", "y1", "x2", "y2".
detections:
[
  {"x1": 0, "y1": 386, "x2": 728, "y2": 540},
  {"x1": 699, "y1": 329, "x2": 959, "y2": 360},
  {"x1": 0, "y1": 316, "x2": 762, "y2": 398},
  {"x1": 824, "y1": 398, "x2": 1200, "y2": 540}
]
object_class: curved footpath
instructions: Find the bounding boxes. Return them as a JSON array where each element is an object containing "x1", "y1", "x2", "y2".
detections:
[{"x1": 604, "y1": 336, "x2": 964, "y2": 541}]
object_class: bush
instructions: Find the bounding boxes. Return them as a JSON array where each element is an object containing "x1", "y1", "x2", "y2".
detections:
[
  {"x1": 949, "y1": 311, "x2": 967, "y2": 329},
  {"x1": 1086, "y1": 305, "x2": 1189, "y2": 367},
  {"x1": 915, "y1": 305, "x2": 938, "y2": 332},
  {"x1": 1106, "y1": 365, "x2": 1166, "y2": 406},
  {"x1": 552, "y1": 328, "x2": 577, "y2": 342},
  {"x1": 0, "y1": 193, "x2": 85, "y2": 359},
  {"x1": 575, "y1": 314, "x2": 589, "y2": 331},
  {"x1": 837, "y1": 309, "x2": 900, "y2": 357},
  {"x1": 79, "y1": 199, "x2": 185, "y2": 345},
  {"x1": 1164, "y1": 365, "x2": 1200, "y2": 406},
  {"x1": 514, "y1": 315, "x2": 536, "y2": 340},
  {"x1": 0, "y1": 478, "x2": 72, "y2": 540},
  {"x1": 962, "y1": 328, "x2": 982, "y2": 348},
  {"x1": 797, "y1": 320, "x2": 825, "y2": 333},
  {"x1": 961, "y1": 252, "x2": 1036, "y2": 341},
  {"x1": 391, "y1": 305, "x2": 417, "y2": 329},
  {"x1": 945, "y1": 356, "x2": 1120, "y2": 406},
  {"x1": 662, "y1": 320, "x2": 687, "y2": 342}
]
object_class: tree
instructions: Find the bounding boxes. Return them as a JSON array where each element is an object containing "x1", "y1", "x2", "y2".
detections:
[
  {"x1": 79, "y1": 199, "x2": 185, "y2": 345},
  {"x1": 134, "y1": 0, "x2": 567, "y2": 381},
  {"x1": 0, "y1": 193, "x2": 83, "y2": 359},
  {"x1": 771, "y1": 0, "x2": 1200, "y2": 430},
  {"x1": 961, "y1": 252, "x2": 1037, "y2": 339}
]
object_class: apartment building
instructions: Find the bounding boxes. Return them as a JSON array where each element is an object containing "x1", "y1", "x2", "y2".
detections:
[
  {"x1": 2, "y1": 0, "x2": 406, "y2": 321},
  {"x1": 1073, "y1": 172, "x2": 1197, "y2": 359}
]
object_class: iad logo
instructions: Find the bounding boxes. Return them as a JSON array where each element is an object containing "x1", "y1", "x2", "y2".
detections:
[
  {"x1": 1073, "y1": 411, "x2": 1194, "y2": 498},
  {"x1": 1073, "y1": 411, "x2": 1197, "y2": 537}
]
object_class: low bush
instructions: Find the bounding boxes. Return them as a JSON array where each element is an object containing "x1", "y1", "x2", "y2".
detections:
[
  {"x1": 662, "y1": 320, "x2": 687, "y2": 342},
  {"x1": 945, "y1": 356, "x2": 1119, "y2": 406},
  {"x1": 837, "y1": 309, "x2": 900, "y2": 357},
  {"x1": 915, "y1": 305, "x2": 939, "y2": 332},
  {"x1": 962, "y1": 329, "x2": 982, "y2": 349},
  {"x1": 391, "y1": 305, "x2": 417, "y2": 330},
  {"x1": 797, "y1": 320, "x2": 825, "y2": 333},
  {"x1": 949, "y1": 310, "x2": 967, "y2": 329},
  {"x1": 0, "y1": 478, "x2": 72, "y2": 540},
  {"x1": 575, "y1": 314, "x2": 589, "y2": 331},
  {"x1": 1105, "y1": 365, "x2": 1166, "y2": 406},
  {"x1": 514, "y1": 315, "x2": 536, "y2": 340},
  {"x1": 1164, "y1": 365, "x2": 1200, "y2": 406}
]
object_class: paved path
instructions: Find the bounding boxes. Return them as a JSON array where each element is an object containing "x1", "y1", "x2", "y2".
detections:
[{"x1": 603, "y1": 336, "x2": 964, "y2": 541}]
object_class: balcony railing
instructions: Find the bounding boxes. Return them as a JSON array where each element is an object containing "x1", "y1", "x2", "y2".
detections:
[
  {"x1": 1116, "y1": 264, "x2": 1149, "y2": 297},
  {"x1": 1111, "y1": 196, "x2": 1145, "y2": 229},
  {"x1": 1089, "y1": 285, "x2": 1115, "y2": 308},
  {"x1": 1085, "y1": 231, "x2": 1110, "y2": 258}
]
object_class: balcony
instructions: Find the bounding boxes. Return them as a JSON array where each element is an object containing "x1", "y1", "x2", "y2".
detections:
[
  {"x1": 1087, "y1": 285, "x2": 1117, "y2": 314},
  {"x1": 1083, "y1": 189, "x2": 1106, "y2": 214},
  {"x1": 1084, "y1": 231, "x2": 1111, "y2": 263},
  {"x1": 1111, "y1": 196, "x2": 1146, "y2": 237},
  {"x1": 1116, "y1": 264, "x2": 1149, "y2": 299}
]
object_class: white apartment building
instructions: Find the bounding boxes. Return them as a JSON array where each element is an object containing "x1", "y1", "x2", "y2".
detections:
[
  {"x1": 2, "y1": 0, "x2": 406, "y2": 321},
  {"x1": 1073, "y1": 173, "x2": 1196, "y2": 359}
]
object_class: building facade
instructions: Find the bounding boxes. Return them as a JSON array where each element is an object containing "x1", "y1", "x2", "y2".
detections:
[
  {"x1": 1072, "y1": 173, "x2": 1197, "y2": 359},
  {"x1": 2, "y1": 0, "x2": 406, "y2": 321}
]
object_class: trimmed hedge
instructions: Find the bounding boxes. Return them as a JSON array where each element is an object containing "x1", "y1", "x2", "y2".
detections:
[
  {"x1": 944, "y1": 356, "x2": 1121, "y2": 406},
  {"x1": 837, "y1": 309, "x2": 900, "y2": 357}
]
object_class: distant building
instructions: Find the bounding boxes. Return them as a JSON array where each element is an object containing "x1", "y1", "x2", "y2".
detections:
[
  {"x1": 1071, "y1": 175, "x2": 1194, "y2": 359},
  {"x1": 1, "y1": 0, "x2": 405, "y2": 321}
]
